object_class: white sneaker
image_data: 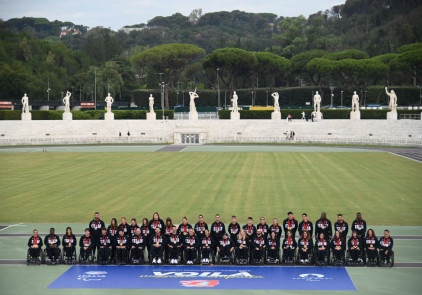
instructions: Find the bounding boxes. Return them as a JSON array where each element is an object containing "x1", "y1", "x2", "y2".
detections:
[
  {"x1": 300, "y1": 259, "x2": 304, "y2": 263},
  {"x1": 157, "y1": 258, "x2": 161, "y2": 264},
  {"x1": 152, "y1": 258, "x2": 157, "y2": 264},
  {"x1": 305, "y1": 259, "x2": 309, "y2": 263},
  {"x1": 206, "y1": 258, "x2": 209, "y2": 263}
]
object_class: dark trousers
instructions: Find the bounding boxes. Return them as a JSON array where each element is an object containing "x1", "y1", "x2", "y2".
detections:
[
  {"x1": 236, "y1": 247, "x2": 248, "y2": 259},
  {"x1": 185, "y1": 247, "x2": 196, "y2": 261},
  {"x1": 219, "y1": 246, "x2": 231, "y2": 258},
  {"x1": 63, "y1": 246, "x2": 74, "y2": 258},
  {"x1": 201, "y1": 247, "x2": 211, "y2": 259},
  {"x1": 131, "y1": 246, "x2": 144, "y2": 260},
  {"x1": 253, "y1": 247, "x2": 264, "y2": 259},
  {"x1": 366, "y1": 249, "x2": 377, "y2": 260},
  {"x1": 299, "y1": 249, "x2": 310, "y2": 260},
  {"x1": 91, "y1": 237, "x2": 99, "y2": 256},
  {"x1": 168, "y1": 246, "x2": 179, "y2": 259},
  {"x1": 116, "y1": 248, "x2": 127, "y2": 262},
  {"x1": 283, "y1": 247, "x2": 294, "y2": 260},
  {"x1": 150, "y1": 245, "x2": 164, "y2": 258},
  {"x1": 349, "y1": 249, "x2": 361, "y2": 261},
  {"x1": 29, "y1": 247, "x2": 41, "y2": 258},
  {"x1": 379, "y1": 250, "x2": 392, "y2": 261},
  {"x1": 46, "y1": 247, "x2": 59, "y2": 260},
  {"x1": 333, "y1": 248, "x2": 344, "y2": 260},
  {"x1": 268, "y1": 248, "x2": 278, "y2": 259},
  {"x1": 316, "y1": 249, "x2": 327, "y2": 262},
  {"x1": 98, "y1": 247, "x2": 110, "y2": 261},
  {"x1": 80, "y1": 247, "x2": 91, "y2": 260}
]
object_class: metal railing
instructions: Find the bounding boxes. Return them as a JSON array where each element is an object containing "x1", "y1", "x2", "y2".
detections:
[{"x1": 174, "y1": 112, "x2": 219, "y2": 120}]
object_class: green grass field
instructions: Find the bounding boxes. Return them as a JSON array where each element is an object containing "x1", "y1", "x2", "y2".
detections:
[{"x1": 0, "y1": 151, "x2": 421, "y2": 225}]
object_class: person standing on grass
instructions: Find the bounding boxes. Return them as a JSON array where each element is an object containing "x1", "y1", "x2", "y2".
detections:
[
  {"x1": 28, "y1": 229, "x2": 43, "y2": 262},
  {"x1": 63, "y1": 227, "x2": 76, "y2": 263},
  {"x1": 89, "y1": 212, "x2": 105, "y2": 258}
]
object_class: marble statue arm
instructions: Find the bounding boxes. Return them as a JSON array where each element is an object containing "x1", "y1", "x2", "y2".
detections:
[{"x1": 385, "y1": 87, "x2": 389, "y2": 96}]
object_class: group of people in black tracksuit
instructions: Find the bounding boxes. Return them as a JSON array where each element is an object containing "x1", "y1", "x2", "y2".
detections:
[{"x1": 27, "y1": 211, "x2": 394, "y2": 266}]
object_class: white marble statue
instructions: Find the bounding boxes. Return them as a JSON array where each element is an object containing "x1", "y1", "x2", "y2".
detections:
[
  {"x1": 231, "y1": 91, "x2": 239, "y2": 113},
  {"x1": 313, "y1": 91, "x2": 321, "y2": 113},
  {"x1": 189, "y1": 90, "x2": 199, "y2": 113},
  {"x1": 352, "y1": 91, "x2": 359, "y2": 112},
  {"x1": 21, "y1": 93, "x2": 29, "y2": 113},
  {"x1": 385, "y1": 87, "x2": 397, "y2": 112},
  {"x1": 148, "y1": 94, "x2": 155, "y2": 113},
  {"x1": 63, "y1": 91, "x2": 71, "y2": 113},
  {"x1": 105, "y1": 93, "x2": 114, "y2": 113},
  {"x1": 271, "y1": 92, "x2": 280, "y2": 113}
]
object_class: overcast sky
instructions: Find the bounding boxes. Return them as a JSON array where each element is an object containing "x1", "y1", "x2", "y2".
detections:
[{"x1": 0, "y1": 0, "x2": 344, "y2": 31}]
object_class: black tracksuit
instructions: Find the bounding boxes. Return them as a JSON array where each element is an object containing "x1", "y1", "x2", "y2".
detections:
[
  {"x1": 379, "y1": 236, "x2": 394, "y2": 261},
  {"x1": 348, "y1": 237, "x2": 362, "y2": 261},
  {"x1": 164, "y1": 226, "x2": 173, "y2": 236},
  {"x1": 89, "y1": 218, "x2": 105, "y2": 254},
  {"x1": 267, "y1": 238, "x2": 280, "y2": 259},
  {"x1": 130, "y1": 234, "x2": 146, "y2": 260},
  {"x1": 140, "y1": 225, "x2": 150, "y2": 239},
  {"x1": 168, "y1": 233, "x2": 183, "y2": 260},
  {"x1": 315, "y1": 218, "x2": 332, "y2": 239},
  {"x1": 282, "y1": 237, "x2": 297, "y2": 260},
  {"x1": 44, "y1": 234, "x2": 61, "y2": 261},
  {"x1": 351, "y1": 219, "x2": 367, "y2": 239},
  {"x1": 200, "y1": 235, "x2": 214, "y2": 259},
  {"x1": 177, "y1": 223, "x2": 192, "y2": 236},
  {"x1": 79, "y1": 234, "x2": 92, "y2": 261},
  {"x1": 194, "y1": 222, "x2": 209, "y2": 239},
  {"x1": 149, "y1": 233, "x2": 166, "y2": 259},
  {"x1": 252, "y1": 234, "x2": 266, "y2": 260},
  {"x1": 218, "y1": 237, "x2": 234, "y2": 258},
  {"x1": 364, "y1": 236, "x2": 378, "y2": 260},
  {"x1": 107, "y1": 226, "x2": 118, "y2": 239},
  {"x1": 183, "y1": 234, "x2": 199, "y2": 261},
  {"x1": 315, "y1": 238, "x2": 329, "y2": 262},
  {"x1": 334, "y1": 221, "x2": 349, "y2": 240},
  {"x1": 129, "y1": 224, "x2": 140, "y2": 239},
  {"x1": 257, "y1": 223, "x2": 269, "y2": 237},
  {"x1": 228, "y1": 222, "x2": 241, "y2": 242},
  {"x1": 119, "y1": 222, "x2": 131, "y2": 236},
  {"x1": 211, "y1": 222, "x2": 225, "y2": 248},
  {"x1": 282, "y1": 218, "x2": 299, "y2": 238},
  {"x1": 149, "y1": 219, "x2": 165, "y2": 233},
  {"x1": 28, "y1": 235, "x2": 43, "y2": 258},
  {"x1": 331, "y1": 238, "x2": 346, "y2": 260},
  {"x1": 243, "y1": 224, "x2": 257, "y2": 246},
  {"x1": 269, "y1": 224, "x2": 282, "y2": 241},
  {"x1": 62, "y1": 234, "x2": 77, "y2": 258},
  {"x1": 115, "y1": 235, "x2": 130, "y2": 263},
  {"x1": 236, "y1": 238, "x2": 249, "y2": 259},
  {"x1": 298, "y1": 221, "x2": 313, "y2": 238},
  {"x1": 298, "y1": 238, "x2": 313, "y2": 260},
  {"x1": 98, "y1": 234, "x2": 112, "y2": 262}
]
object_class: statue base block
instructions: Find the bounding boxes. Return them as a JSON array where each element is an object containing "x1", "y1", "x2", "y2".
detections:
[
  {"x1": 387, "y1": 111, "x2": 397, "y2": 120},
  {"x1": 230, "y1": 112, "x2": 240, "y2": 120},
  {"x1": 312, "y1": 111, "x2": 322, "y2": 121},
  {"x1": 271, "y1": 112, "x2": 281, "y2": 120},
  {"x1": 21, "y1": 113, "x2": 32, "y2": 121},
  {"x1": 350, "y1": 111, "x2": 360, "y2": 120},
  {"x1": 189, "y1": 112, "x2": 198, "y2": 120},
  {"x1": 62, "y1": 112, "x2": 73, "y2": 120},
  {"x1": 146, "y1": 112, "x2": 156, "y2": 120},
  {"x1": 104, "y1": 112, "x2": 114, "y2": 120}
]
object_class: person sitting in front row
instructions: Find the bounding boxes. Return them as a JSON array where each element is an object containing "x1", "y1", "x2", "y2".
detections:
[
  {"x1": 79, "y1": 228, "x2": 92, "y2": 263},
  {"x1": 62, "y1": 227, "x2": 76, "y2": 264},
  {"x1": 44, "y1": 227, "x2": 61, "y2": 264},
  {"x1": 98, "y1": 227, "x2": 112, "y2": 264},
  {"x1": 282, "y1": 230, "x2": 297, "y2": 262},
  {"x1": 379, "y1": 229, "x2": 393, "y2": 264},
  {"x1": 28, "y1": 229, "x2": 43, "y2": 263}
]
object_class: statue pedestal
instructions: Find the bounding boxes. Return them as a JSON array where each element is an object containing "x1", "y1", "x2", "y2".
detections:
[
  {"x1": 230, "y1": 112, "x2": 240, "y2": 120},
  {"x1": 146, "y1": 112, "x2": 156, "y2": 120},
  {"x1": 189, "y1": 112, "x2": 198, "y2": 120},
  {"x1": 104, "y1": 112, "x2": 114, "y2": 120},
  {"x1": 271, "y1": 112, "x2": 281, "y2": 120},
  {"x1": 314, "y1": 111, "x2": 322, "y2": 121},
  {"x1": 350, "y1": 111, "x2": 360, "y2": 120},
  {"x1": 387, "y1": 111, "x2": 397, "y2": 120},
  {"x1": 21, "y1": 113, "x2": 32, "y2": 121},
  {"x1": 62, "y1": 112, "x2": 73, "y2": 120}
]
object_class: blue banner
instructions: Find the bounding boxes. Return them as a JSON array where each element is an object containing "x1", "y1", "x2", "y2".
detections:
[{"x1": 48, "y1": 265, "x2": 356, "y2": 291}]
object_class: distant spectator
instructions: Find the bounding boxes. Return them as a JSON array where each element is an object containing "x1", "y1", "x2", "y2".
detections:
[
  {"x1": 301, "y1": 111, "x2": 305, "y2": 119},
  {"x1": 119, "y1": 132, "x2": 121, "y2": 137},
  {"x1": 127, "y1": 131, "x2": 130, "y2": 136}
]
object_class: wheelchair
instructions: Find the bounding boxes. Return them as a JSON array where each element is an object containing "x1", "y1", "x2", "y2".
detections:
[
  {"x1": 26, "y1": 248, "x2": 44, "y2": 265},
  {"x1": 266, "y1": 248, "x2": 281, "y2": 264},
  {"x1": 78, "y1": 248, "x2": 94, "y2": 264},
  {"x1": 346, "y1": 249, "x2": 365, "y2": 266},
  {"x1": 378, "y1": 250, "x2": 394, "y2": 267},
  {"x1": 113, "y1": 247, "x2": 130, "y2": 265},
  {"x1": 43, "y1": 247, "x2": 63, "y2": 265},
  {"x1": 215, "y1": 248, "x2": 235, "y2": 264},
  {"x1": 250, "y1": 248, "x2": 266, "y2": 265},
  {"x1": 330, "y1": 249, "x2": 346, "y2": 266},
  {"x1": 234, "y1": 248, "x2": 249, "y2": 265},
  {"x1": 198, "y1": 248, "x2": 214, "y2": 265},
  {"x1": 281, "y1": 248, "x2": 296, "y2": 265},
  {"x1": 314, "y1": 249, "x2": 330, "y2": 266},
  {"x1": 364, "y1": 249, "x2": 379, "y2": 267},
  {"x1": 129, "y1": 247, "x2": 148, "y2": 264},
  {"x1": 61, "y1": 247, "x2": 77, "y2": 264},
  {"x1": 296, "y1": 248, "x2": 314, "y2": 265},
  {"x1": 183, "y1": 247, "x2": 200, "y2": 265}
]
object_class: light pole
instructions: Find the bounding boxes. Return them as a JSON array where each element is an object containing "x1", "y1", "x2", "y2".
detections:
[
  {"x1": 417, "y1": 85, "x2": 421, "y2": 105},
  {"x1": 158, "y1": 73, "x2": 164, "y2": 119},
  {"x1": 329, "y1": 85, "x2": 335, "y2": 108},
  {"x1": 94, "y1": 68, "x2": 97, "y2": 110},
  {"x1": 364, "y1": 91, "x2": 367, "y2": 107},
  {"x1": 266, "y1": 90, "x2": 269, "y2": 106},
  {"x1": 341, "y1": 90, "x2": 343, "y2": 108},
  {"x1": 182, "y1": 91, "x2": 185, "y2": 107},
  {"x1": 47, "y1": 77, "x2": 50, "y2": 101},
  {"x1": 217, "y1": 68, "x2": 221, "y2": 108},
  {"x1": 79, "y1": 85, "x2": 82, "y2": 101},
  {"x1": 251, "y1": 91, "x2": 253, "y2": 106},
  {"x1": 176, "y1": 81, "x2": 180, "y2": 105}
]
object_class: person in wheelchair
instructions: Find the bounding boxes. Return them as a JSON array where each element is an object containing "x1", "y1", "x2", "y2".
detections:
[
  {"x1": 149, "y1": 227, "x2": 166, "y2": 264},
  {"x1": 44, "y1": 228, "x2": 61, "y2": 264},
  {"x1": 379, "y1": 229, "x2": 394, "y2": 265},
  {"x1": 364, "y1": 229, "x2": 378, "y2": 265},
  {"x1": 347, "y1": 230, "x2": 363, "y2": 263},
  {"x1": 252, "y1": 229, "x2": 266, "y2": 264},
  {"x1": 217, "y1": 233, "x2": 234, "y2": 262},
  {"x1": 282, "y1": 230, "x2": 296, "y2": 263},
  {"x1": 28, "y1": 229, "x2": 43, "y2": 263},
  {"x1": 130, "y1": 228, "x2": 146, "y2": 263},
  {"x1": 115, "y1": 229, "x2": 130, "y2": 264},
  {"x1": 331, "y1": 230, "x2": 346, "y2": 265},
  {"x1": 62, "y1": 227, "x2": 76, "y2": 264},
  {"x1": 168, "y1": 226, "x2": 183, "y2": 264},
  {"x1": 235, "y1": 229, "x2": 248, "y2": 264},
  {"x1": 269, "y1": 218, "x2": 282, "y2": 241},
  {"x1": 267, "y1": 231, "x2": 280, "y2": 263},
  {"x1": 315, "y1": 232, "x2": 329, "y2": 265},
  {"x1": 200, "y1": 229, "x2": 213, "y2": 264},
  {"x1": 98, "y1": 227, "x2": 112, "y2": 264},
  {"x1": 183, "y1": 228, "x2": 199, "y2": 264},
  {"x1": 298, "y1": 230, "x2": 313, "y2": 263},
  {"x1": 79, "y1": 228, "x2": 92, "y2": 263}
]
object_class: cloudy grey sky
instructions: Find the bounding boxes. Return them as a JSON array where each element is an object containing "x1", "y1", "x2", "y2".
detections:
[{"x1": 0, "y1": 0, "x2": 344, "y2": 30}]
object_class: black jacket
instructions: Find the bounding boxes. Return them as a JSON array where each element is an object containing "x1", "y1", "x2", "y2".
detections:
[
  {"x1": 62, "y1": 234, "x2": 77, "y2": 248},
  {"x1": 89, "y1": 219, "x2": 105, "y2": 237},
  {"x1": 298, "y1": 221, "x2": 314, "y2": 237},
  {"x1": 140, "y1": 225, "x2": 150, "y2": 238},
  {"x1": 243, "y1": 224, "x2": 257, "y2": 240},
  {"x1": 218, "y1": 238, "x2": 234, "y2": 250},
  {"x1": 28, "y1": 235, "x2": 43, "y2": 248},
  {"x1": 115, "y1": 235, "x2": 131, "y2": 248},
  {"x1": 98, "y1": 234, "x2": 112, "y2": 248},
  {"x1": 257, "y1": 223, "x2": 269, "y2": 236},
  {"x1": 379, "y1": 236, "x2": 393, "y2": 252},
  {"x1": 252, "y1": 235, "x2": 267, "y2": 249},
  {"x1": 267, "y1": 238, "x2": 280, "y2": 251},
  {"x1": 119, "y1": 223, "x2": 131, "y2": 236},
  {"x1": 334, "y1": 221, "x2": 349, "y2": 239},
  {"x1": 211, "y1": 222, "x2": 226, "y2": 240},
  {"x1": 149, "y1": 219, "x2": 165, "y2": 232},
  {"x1": 168, "y1": 233, "x2": 183, "y2": 248},
  {"x1": 107, "y1": 226, "x2": 118, "y2": 238},
  {"x1": 351, "y1": 219, "x2": 367, "y2": 238},
  {"x1": 348, "y1": 237, "x2": 362, "y2": 250},
  {"x1": 315, "y1": 218, "x2": 332, "y2": 239},
  {"x1": 44, "y1": 234, "x2": 60, "y2": 248},
  {"x1": 269, "y1": 224, "x2": 282, "y2": 240},
  {"x1": 228, "y1": 222, "x2": 241, "y2": 240},
  {"x1": 330, "y1": 238, "x2": 346, "y2": 251},
  {"x1": 282, "y1": 237, "x2": 297, "y2": 249},
  {"x1": 236, "y1": 238, "x2": 248, "y2": 249},
  {"x1": 194, "y1": 222, "x2": 209, "y2": 238},
  {"x1": 183, "y1": 234, "x2": 200, "y2": 249},
  {"x1": 79, "y1": 235, "x2": 92, "y2": 248},
  {"x1": 149, "y1": 233, "x2": 166, "y2": 248},
  {"x1": 129, "y1": 224, "x2": 140, "y2": 238},
  {"x1": 298, "y1": 238, "x2": 313, "y2": 252},
  {"x1": 177, "y1": 223, "x2": 193, "y2": 236},
  {"x1": 282, "y1": 218, "x2": 299, "y2": 237},
  {"x1": 201, "y1": 235, "x2": 214, "y2": 249},
  {"x1": 131, "y1": 234, "x2": 146, "y2": 248},
  {"x1": 315, "y1": 238, "x2": 329, "y2": 250},
  {"x1": 364, "y1": 236, "x2": 378, "y2": 250}
]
